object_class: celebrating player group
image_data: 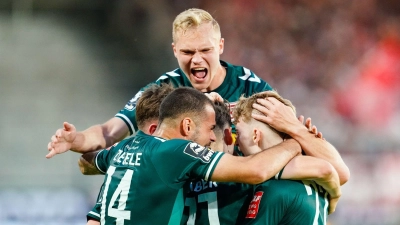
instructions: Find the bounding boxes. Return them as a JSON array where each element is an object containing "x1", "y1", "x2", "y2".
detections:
[{"x1": 47, "y1": 8, "x2": 350, "y2": 225}]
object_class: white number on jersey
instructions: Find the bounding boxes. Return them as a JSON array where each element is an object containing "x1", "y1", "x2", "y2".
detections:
[
  {"x1": 303, "y1": 181, "x2": 329, "y2": 225},
  {"x1": 185, "y1": 191, "x2": 220, "y2": 225},
  {"x1": 101, "y1": 166, "x2": 133, "y2": 225}
]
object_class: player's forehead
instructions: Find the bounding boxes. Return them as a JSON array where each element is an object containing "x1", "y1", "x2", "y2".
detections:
[{"x1": 175, "y1": 24, "x2": 219, "y2": 47}]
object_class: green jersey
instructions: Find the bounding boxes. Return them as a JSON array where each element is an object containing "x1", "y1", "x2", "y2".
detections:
[
  {"x1": 238, "y1": 180, "x2": 329, "y2": 225},
  {"x1": 91, "y1": 131, "x2": 224, "y2": 225},
  {"x1": 86, "y1": 184, "x2": 103, "y2": 222},
  {"x1": 181, "y1": 180, "x2": 251, "y2": 225},
  {"x1": 116, "y1": 60, "x2": 273, "y2": 134}
]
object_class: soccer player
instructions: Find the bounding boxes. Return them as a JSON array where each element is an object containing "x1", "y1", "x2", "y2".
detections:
[
  {"x1": 81, "y1": 87, "x2": 303, "y2": 224},
  {"x1": 183, "y1": 98, "x2": 341, "y2": 225},
  {"x1": 233, "y1": 91, "x2": 341, "y2": 224},
  {"x1": 78, "y1": 83, "x2": 175, "y2": 176},
  {"x1": 250, "y1": 90, "x2": 350, "y2": 185},
  {"x1": 85, "y1": 93, "x2": 231, "y2": 225},
  {"x1": 82, "y1": 83, "x2": 175, "y2": 225},
  {"x1": 46, "y1": 8, "x2": 273, "y2": 158},
  {"x1": 182, "y1": 100, "x2": 251, "y2": 225}
]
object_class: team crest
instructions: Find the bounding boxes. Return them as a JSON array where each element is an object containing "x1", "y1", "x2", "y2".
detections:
[{"x1": 184, "y1": 143, "x2": 215, "y2": 163}]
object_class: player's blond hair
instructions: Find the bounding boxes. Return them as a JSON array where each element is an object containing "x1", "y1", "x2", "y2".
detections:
[
  {"x1": 233, "y1": 91, "x2": 296, "y2": 139},
  {"x1": 172, "y1": 8, "x2": 221, "y2": 43},
  {"x1": 233, "y1": 90, "x2": 296, "y2": 124}
]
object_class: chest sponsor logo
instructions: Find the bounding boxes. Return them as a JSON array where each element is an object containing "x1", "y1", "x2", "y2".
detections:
[
  {"x1": 245, "y1": 191, "x2": 264, "y2": 219},
  {"x1": 124, "y1": 91, "x2": 143, "y2": 111},
  {"x1": 183, "y1": 142, "x2": 215, "y2": 163},
  {"x1": 189, "y1": 180, "x2": 218, "y2": 193}
]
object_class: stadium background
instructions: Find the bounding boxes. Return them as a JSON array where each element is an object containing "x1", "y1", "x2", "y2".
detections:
[{"x1": 1, "y1": 0, "x2": 399, "y2": 224}]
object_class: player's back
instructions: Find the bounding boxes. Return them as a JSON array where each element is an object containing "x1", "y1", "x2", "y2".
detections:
[
  {"x1": 239, "y1": 179, "x2": 329, "y2": 225},
  {"x1": 96, "y1": 131, "x2": 224, "y2": 225},
  {"x1": 182, "y1": 180, "x2": 251, "y2": 225}
]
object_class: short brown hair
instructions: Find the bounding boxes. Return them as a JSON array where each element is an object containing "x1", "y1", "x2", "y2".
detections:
[
  {"x1": 159, "y1": 87, "x2": 214, "y2": 125},
  {"x1": 214, "y1": 100, "x2": 231, "y2": 132},
  {"x1": 136, "y1": 83, "x2": 175, "y2": 130}
]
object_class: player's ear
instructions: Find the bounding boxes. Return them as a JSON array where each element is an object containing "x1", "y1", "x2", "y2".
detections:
[
  {"x1": 148, "y1": 124, "x2": 158, "y2": 135},
  {"x1": 172, "y1": 42, "x2": 178, "y2": 58},
  {"x1": 219, "y1": 38, "x2": 224, "y2": 54},
  {"x1": 253, "y1": 129, "x2": 261, "y2": 144},
  {"x1": 181, "y1": 117, "x2": 194, "y2": 136},
  {"x1": 223, "y1": 128, "x2": 233, "y2": 145}
]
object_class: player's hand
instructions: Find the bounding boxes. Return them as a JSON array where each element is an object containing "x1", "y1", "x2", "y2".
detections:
[
  {"x1": 299, "y1": 116, "x2": 325, "y2": 140},
  {"x1": 328, "y1": 195, "x2": 340, "y2": 215},
  {"x1": 252, "y1": 97, "x2": 300, "y2": 134},
  {"x1": 205, "y1": 92, "x2": 224, "y2": 103},
  {"x1": 46, "y1": 122, "x2": 77, "y2": 158},
  {"x1": 86, "y1": 219, "x2": 100, "y2": 225}
]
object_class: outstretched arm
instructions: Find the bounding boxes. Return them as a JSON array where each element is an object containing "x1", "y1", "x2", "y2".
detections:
[
  {"x1": 46, "y1": 117, "x2": 129, "y2": 158},
  {"x1": 280, "y1": 155, "x2": 341, "y2": 214},
  {"x1": 252, "y1": 97, "x2": 350, "y2": 185}
]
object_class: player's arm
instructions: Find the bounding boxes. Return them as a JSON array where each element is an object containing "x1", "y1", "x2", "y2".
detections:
[
  {"x1": 279, "y1": 155, "x2": 341, "y2": 214},
  {"x1": 78, "y1": 150, "x2": 103, "y2": 175},
  {"x1": 73, "y1": 117, "x2": 129, "y2": 152},
  {"x1": 47, "y1": 117, "x2": 129, "y2": 158},
  {"x1": 210, "y1": 139, "x2": 301, "y2": 184},
  {"x1": 252, "y1": 98, "x2": 350, "y2": 185}
]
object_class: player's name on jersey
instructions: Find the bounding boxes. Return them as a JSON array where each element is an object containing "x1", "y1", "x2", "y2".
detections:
[
  {"x1": 190, "y1": 180, "x2": 218, "y2": 193},
  {"x1": 112, "y1": 150, "x2": 142, "y2": 166}
]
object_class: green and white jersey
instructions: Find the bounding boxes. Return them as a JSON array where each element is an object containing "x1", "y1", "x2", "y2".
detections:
[
  {"x1": 116, "y1": 60, "x2": 273, "y2": 134},
  {"x1": 92, "y1": 131, "x2": 224, "y2": 225},
  {"x1": 181, "y1": 180, "x2": 251, "y2": 225},
  {"x1": 86, "y1": 184, "x2": 103, "y2": 222},
  {"x1": 238, "y1": 180, "x2": 329, "y2": 225}
]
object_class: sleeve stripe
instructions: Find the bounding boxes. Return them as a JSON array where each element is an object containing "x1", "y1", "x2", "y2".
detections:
[
  {"x1": 88, "y1": 211, "x2": 100, "y2": 218},
  {"x1": 204, "y1": 152, "x2": 224, "y2": 181},
  {"x1": 115, "y1": 113, "x2": 136, "y2": 135},
  {"x1": 95, "y1": 150, "x2": 106, "y2": 174},
  {"x1": 274, "y1": 167, "x2": 285, "y2": 180}
]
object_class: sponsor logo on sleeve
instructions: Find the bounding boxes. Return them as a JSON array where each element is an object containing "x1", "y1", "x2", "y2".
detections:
[
  {"x1": 245, "y1": 191, "x2": 264, "y2": 219},
  {"x1": 183, "y1": 142, "x2": 215, "y2": 163},
  {"x1": 124, "y1": 91, "x2": 143, "y2": 111}
]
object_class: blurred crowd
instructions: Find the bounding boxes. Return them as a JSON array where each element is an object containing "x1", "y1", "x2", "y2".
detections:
[
  {"x1": 195, "y1": 1, "x2": 400, "y2": 224},
  {"x1": 196, "y1": 0, "x2": 400, "y2": 153}
]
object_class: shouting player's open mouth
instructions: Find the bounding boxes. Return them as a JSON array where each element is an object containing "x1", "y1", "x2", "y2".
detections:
[{"x1": 191, "y1": 67, "x2": 208, "y2": 82}]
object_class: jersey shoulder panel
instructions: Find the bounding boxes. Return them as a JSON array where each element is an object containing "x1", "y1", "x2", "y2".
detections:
[
  {"x1": 223, "y1": 60, "x2": 273, "y2": 95},
  {"x1": 150, "y1": 139, "x2": 224, "y2": 188},
  {"x1": 155, "y1": 68, "x2": 192, "y2": 87},
  {"x1": 115, "y1": 68, "x2": 191, "y2": 135},
  {"x1": 95, "y1": 136, "x2": 137, "y2": 172}
]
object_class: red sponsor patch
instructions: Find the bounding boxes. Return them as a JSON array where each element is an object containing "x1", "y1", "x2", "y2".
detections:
[{"x1": 245, "y1": 191, "x2": 264, "y2": 219}]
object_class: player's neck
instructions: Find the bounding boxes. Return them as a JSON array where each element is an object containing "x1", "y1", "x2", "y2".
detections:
[
  {"x1": 153, "y1": 125, "x2": 183, "y2": 140},
  {"x1": 260, "y1": 137, "x2": 284, "y2": 151}
]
